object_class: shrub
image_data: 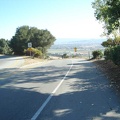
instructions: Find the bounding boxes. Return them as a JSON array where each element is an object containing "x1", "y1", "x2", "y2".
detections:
[
  {"x1": 111, "y1": 46, "x2": 120, "y2": 66},
  {"x1": 104, "y1": 47, "x2": 112, "y2": 60},
  {"x1": 92, "y1": 50, "x2": 103, "y2": 59},
  {"x1": 62, "y1": 53, "x2": 69, "y2": 58},
  {"x1": 24, "y1": 48, "x2": 42, "y2": 58},
  {"x1": 104, "y1": 46, "x2": 120, "y2": 66}
]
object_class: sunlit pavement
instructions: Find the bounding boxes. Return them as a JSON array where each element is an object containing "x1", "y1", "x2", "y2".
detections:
[{"x1": 0, "y1": 58, "x2": 120, "y2": 120}]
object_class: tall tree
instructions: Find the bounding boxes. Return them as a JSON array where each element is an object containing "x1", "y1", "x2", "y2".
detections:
[
  {"x1": 30, "y1": 29, "x2": 56, "y2": 53},
  {"x1": 10, "y1": 26, "x2": 29, "y2": 55},
  {"x1": 0, "y1": 39, "x2": 11, "y2": 54},
  {"x1": 10, "y1": 26, "x2": 56, "y2": 55},
  {"x1": 92, "y1": 0, "x2": 120, "y2": 35}
]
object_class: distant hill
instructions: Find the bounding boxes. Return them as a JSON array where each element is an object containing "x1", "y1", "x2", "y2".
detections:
[
  {"x1": 51, "y1": 38, "x2": 105, "y2": 49},
  {"x1": 54, "y1": 38, "x2": 106, "y2": 45}
]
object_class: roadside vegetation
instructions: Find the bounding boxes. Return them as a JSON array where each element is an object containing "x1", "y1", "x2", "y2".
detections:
[
  {"x1": 92, "y1": 0, "x2": 120, "y2": 65},
  {"x1": 92, "y1": 50, "x2": 103, "y2": 59},
  {"x1": 0, "y1": 38, "x2": 12, "y2": 54},
  {"x1": 92, "y1": 0, "x2": 120, "y2": 92},
  {"x1": 0, "y1": 25, "x2": 56, "y2": 58}
]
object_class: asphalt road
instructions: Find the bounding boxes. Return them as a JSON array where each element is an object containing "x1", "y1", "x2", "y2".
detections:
[
  {"x1": 0, "y1": 58, "x2": 120, "y2": 120},
  {"x1": 0, "y1": 55, "x2": 24, "y2": 69}
]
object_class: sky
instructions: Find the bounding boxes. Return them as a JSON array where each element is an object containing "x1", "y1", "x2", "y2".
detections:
[{"x1": 0, "y1": 0, "x2": 104, "y2": 40}]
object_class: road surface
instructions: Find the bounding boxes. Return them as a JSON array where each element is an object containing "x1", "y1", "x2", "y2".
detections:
[
  {"x1": 0, "y1": 55, "x2": 24, "y2": 69},
  {"x1": 0, "y1": 58, "x2": 120, "y2": 120}
]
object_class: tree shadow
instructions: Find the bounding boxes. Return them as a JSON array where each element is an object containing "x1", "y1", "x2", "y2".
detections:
[
  {"x1": 0, "y1": 87, "x2": 50, "y2": 120},
  {"x1": 0, "y1": 60, "x2": 71, "y2": 120},
  {"x1": 0, "y1": 64, "x2": 70, "y2": 86},
  {"x1": 1, "y1": 59, "x2": 120, "y2": 120},
  {"x1": 37, "y1": 61, "x2": 120, "y2": 120}
]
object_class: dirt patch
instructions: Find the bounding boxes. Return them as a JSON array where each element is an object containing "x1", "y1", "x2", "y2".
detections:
[
  {"x1": 94, "y1": 60, "x2": 120, "y2": 92},
  {"x1": 22, "y1": 56, "x2": 44, "y2": 66}
]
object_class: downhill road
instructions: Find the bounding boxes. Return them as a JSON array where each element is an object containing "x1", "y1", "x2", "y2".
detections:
[
  {"x1": 0, "y1": 55, "x2": 24, "y2": 69},
  {"x1": 0, "y1": 58, "x2": 120, "y2": 120}
]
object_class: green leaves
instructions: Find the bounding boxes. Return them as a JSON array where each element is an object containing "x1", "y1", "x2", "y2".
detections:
[
  {"x1": 0, "y1": 39, "x2": 11, "y2": 54},
  {"x1": 10, "y1": 26, "x2": 56, "y2": 55},
  {"x1": 101, "y1": 37, "x2": 120, "y2": 47},
  {"x1": 104, "y1": 46, "x2": 120, "y2": 66},
  {"x1": 92, "y1": 50, "x2": 103, "y2": 59},
  {"x1": 92, "y1": 0, "x2": 120, "y2": 35}
]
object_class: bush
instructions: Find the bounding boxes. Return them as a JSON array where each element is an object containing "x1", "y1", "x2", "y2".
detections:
[
  {"x1": 104, "y1": 46, "x2": 120, "y2": 66},
  {"x1": 24, "y1": 48, "x2": 42, "y2": 58},
  {"x1": 111, "y1": 46, "x2": 120, "y2": 65},
  {"x1": 62, "y1": 53, "x2": 69, "y2": 58},
  {"x1": 104, "y1": 48, "x2": 112, "y2": 60},
  {"x1": 92, "y1": 50, "x2": 103, "y2": 59}
]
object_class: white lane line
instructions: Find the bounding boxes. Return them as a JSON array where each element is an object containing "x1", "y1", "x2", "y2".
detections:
[{"x1": 31, "y1": 61, "x2": 73, "y2": 120}]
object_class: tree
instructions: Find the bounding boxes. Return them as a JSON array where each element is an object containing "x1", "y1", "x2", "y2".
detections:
[
  {"x1": 92, "y1": 0, "x2": 120, "y2": 35},
  {"x1": 29, "y1": 28, "x2": 56, "y2": 54},
  {"x1": 10, "y1": 25, "x2": 56, "y2": 55},
  {"x1": 10, "y1": 26, "x2": 30, "y2": 55},
  {"x1": 101, "y1": 38, "x2": 114, "y2": 47},
  {"x1": 102, "y1": 37, "x2": 120, "y2": 47},
  {"x1": 0, "y1": 39, "x2": 11, "y2": 54}
]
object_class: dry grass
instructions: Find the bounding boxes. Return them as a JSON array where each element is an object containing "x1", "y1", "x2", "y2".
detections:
[{"x1": 22, "y1": 56, "x2": 44, "y2": 66}]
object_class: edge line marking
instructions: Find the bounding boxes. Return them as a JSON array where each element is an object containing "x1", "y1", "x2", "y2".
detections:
[{"x1": 31, "y1": 60, "x2": 73, "y2": 120}]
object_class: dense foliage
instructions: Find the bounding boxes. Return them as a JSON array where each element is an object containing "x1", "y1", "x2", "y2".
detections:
[
  {"x1": 24, "y1": 48, "x2": 42, "y2": 58},
  {"x1": 101, "y1": 37, "x2": 120, "y2": 47},
  {"x1": 92, "y1": 50, "x2": 103, "y2": 59},
  {"x1": 104, "y1": 46, "x2": 120, "y2": 66},
  {"x1": 92, "y1": 0, "x2": 120, "y2": 35},
  {"x1": 92, "y1": 0, "x2": 120, "y2": 65},
  {"x1": 101, "y1": 36, "x2": 120, "y2": 65},
  {"x1": 10, "y1": 25, "x2": 56, "y2": 55},
  {"x1": 0, "y1": 39, "x2": 11, "y2": 54}
]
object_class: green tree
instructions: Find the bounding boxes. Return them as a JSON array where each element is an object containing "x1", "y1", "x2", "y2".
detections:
[
  {"x1": 10, "y1": 26, "x2": 30, "y2": 55},
  {"x1": 101, "y1": 38, "x2": 114, "y2": 47},
  {"x1": 102, "y1": 37, "x2": 120, "y2": 47},
  {"x1": 92, "y1": 0, "x2": 120, "y2": 35},
  {"x1": 10, "y1": 26, "x2": 56, "y2": 55},
  {"x1": 29, "y1": 28, "x2": 56, "y2": 54},
  {"x1": 0, "y1": 39, "x2": 11, "y2": 54}
]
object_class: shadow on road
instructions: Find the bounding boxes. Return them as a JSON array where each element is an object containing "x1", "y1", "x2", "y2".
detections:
[
  {"x1": 38, "y1": 60, "x2": 120, "y2": 120},
  {"x1": 0, "y1": 61, "x2": 70, "y2": 120},
  {"x1": 0, "y1": 60, "x2": 120, "y2": 120},
  {"x1": 0, "y1": 87, "x2": 49, "y2": 120}
]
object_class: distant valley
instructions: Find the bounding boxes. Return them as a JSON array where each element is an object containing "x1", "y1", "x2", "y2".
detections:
[{"x1": 48, "y1": 38, "x2": 105, "y2": 58}]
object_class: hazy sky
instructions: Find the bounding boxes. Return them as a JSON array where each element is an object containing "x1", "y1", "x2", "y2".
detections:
[{"x1": 0, "y1": 0, "x2": 104, "y2": 39}]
